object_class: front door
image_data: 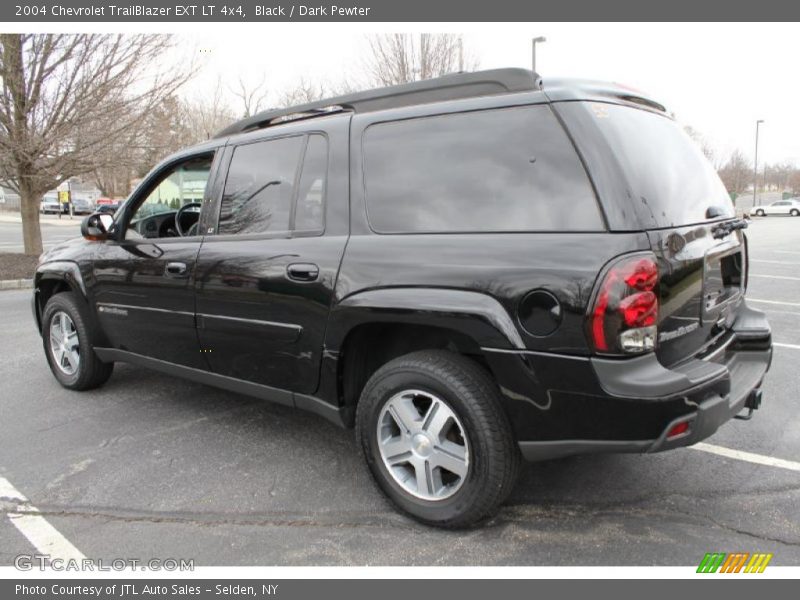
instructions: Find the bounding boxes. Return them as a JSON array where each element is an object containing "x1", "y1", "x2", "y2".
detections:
[
  {"x1": 91, "y1": 150, "x2": 222, "y2": 368},
  {"x1": 194, "y1": 117, "x2": 349, "y2": 394}
]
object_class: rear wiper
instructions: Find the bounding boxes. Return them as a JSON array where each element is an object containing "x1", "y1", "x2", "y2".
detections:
[{"x1": 712, "y1": 218, "x2": 748, "y2": 239}]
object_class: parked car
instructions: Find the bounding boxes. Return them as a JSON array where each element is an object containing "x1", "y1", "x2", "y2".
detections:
[
  {"x1": 70, "y1": 197, "x2": 94, "y2": 215},
  {"x1": 32, "y1": 69, "x2": 772, "y2": 528},
  {"x1": 95, "y1": 198, "x2": 121, "y2": 214},
  {"x1": 751, "y1": 198, "x2": 800, "y2": 217},
  {"x1": 39, "y1": 195, "x2": 63, "y2": 214}
]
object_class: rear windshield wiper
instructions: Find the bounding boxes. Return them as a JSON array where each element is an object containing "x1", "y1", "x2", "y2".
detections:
[{"x1": 712, "y1": 218, "x2": 748, "y2": 239}]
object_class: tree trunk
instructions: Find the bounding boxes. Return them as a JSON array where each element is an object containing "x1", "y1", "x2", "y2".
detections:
[{"x1": 19, "y1": 184, "x2": 43, "y2": 256}]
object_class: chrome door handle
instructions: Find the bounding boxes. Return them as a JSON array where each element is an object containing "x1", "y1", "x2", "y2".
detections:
[
  {"x1": 165, "y1": 262, "x2": 188, "y2": 277},
  {"x1": 286, "y1": 263, "x2": 319, "y2": 282}
]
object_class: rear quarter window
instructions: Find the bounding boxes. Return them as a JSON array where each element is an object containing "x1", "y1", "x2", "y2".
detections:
[
  {"x1": 362, "y1": 105, "x2": 604, "y2": 233},
  {"x1": 556, "y1": 102, "x2": 734, "y2": 229}
]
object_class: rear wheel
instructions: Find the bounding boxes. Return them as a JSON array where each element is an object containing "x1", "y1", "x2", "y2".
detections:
[
  {"x1": 791, "y1": 209, "x2": 799, "y2": 217},
  {"x1": 356, "y1": 349, "x2": 521, "y2": 528},
  {"x1": 42, "y1": 292, "x2": 113, "y2": 390}
]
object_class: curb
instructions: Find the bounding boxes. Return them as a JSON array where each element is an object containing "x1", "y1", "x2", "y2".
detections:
[{"x1": 0, "y1": 279, "x2": 33, "y2": 290}]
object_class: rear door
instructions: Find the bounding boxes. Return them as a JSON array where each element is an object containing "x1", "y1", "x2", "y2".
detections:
[
  {"x1": 556, "y1": 101, "x2": 745, "y2": 365},
  {"x1": 193, "y1": 115, "x2": 349, "y2": 394}
]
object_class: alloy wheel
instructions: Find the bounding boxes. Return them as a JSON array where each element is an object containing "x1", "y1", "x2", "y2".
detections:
[
  {"x1": 376, "y1": 389, "x2": 470, "y2": 501},
  {"x1": 49, "y1": 311, "x2": 80, "y2": 376}
]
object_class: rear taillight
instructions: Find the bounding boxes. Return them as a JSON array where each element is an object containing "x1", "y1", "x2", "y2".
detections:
[{"x1": 588, "y1": 254, "x2": 659, "y2": 354}]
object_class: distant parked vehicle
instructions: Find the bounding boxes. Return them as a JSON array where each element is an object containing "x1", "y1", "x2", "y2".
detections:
[
  {"x1": 71, "y1": 197, "x2": 94, "y2": 215},
  {"x1": 39, "y1": 196, "x2": 63, "y2": 214},
  {"x1": 95, "y1": 204, "x2": 118, "y2": 215},
  {"x1": 752, "y1": 199, "x2": 800, "y2": 217},
  {"x1": 95, "y1": 198, "x2": 121, "y2": 214}
]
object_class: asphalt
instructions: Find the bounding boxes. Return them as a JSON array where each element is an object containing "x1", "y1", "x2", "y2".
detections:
[
  {"x1": 0, "y1": 216, "x2": 798, "y2": 566},
  {"x1": 0, "y1": 218, "x2": 82, "y2": 255}
]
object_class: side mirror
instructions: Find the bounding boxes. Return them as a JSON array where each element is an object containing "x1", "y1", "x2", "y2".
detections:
[{"x1": 81, "y1": 212, "x2": 114, "y2": 241}]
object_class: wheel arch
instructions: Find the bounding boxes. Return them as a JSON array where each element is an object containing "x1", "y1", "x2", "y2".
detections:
[
  {"x1": 323, "y1": 287, "x2": 525, "y2": 426},
  {"x1": 33, "y1": 261, "x2": 89, "y2": 334}
]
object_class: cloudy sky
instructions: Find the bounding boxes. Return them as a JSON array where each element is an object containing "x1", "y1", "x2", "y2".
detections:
[{"x1": 170, "y1": 22, "x2": 798, "y2": 165}]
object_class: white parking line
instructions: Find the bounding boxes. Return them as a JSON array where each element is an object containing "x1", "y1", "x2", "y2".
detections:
[
  {"x1": 774, "y1": 342, "x2": 800, "y2": 350},
  {"x1": 749, "y1": 274, "x2": 800, "y2": 281},
  {"x1": 749, "y1": 298, "x2": 800, "y2": 307},
  {"x1": 690, "y1": 443, "x2": 800, "y2": 473},
  {"x1": 750, "y1": 259, "x2": 800, "y2": 265},
  {"x1": 772, "y1": 250, "x2": 800, "y2": 255},
  {"x1": 0, "y1": 476, "x2": 85, "y2": 561}
]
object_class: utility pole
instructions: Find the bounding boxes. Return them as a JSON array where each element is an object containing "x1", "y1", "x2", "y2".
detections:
[
  {"x1": 532, "y1": 36, "x2": 546, "y2": 73},
  {"x1": 753, "y1": 119, "x2": 764, "y2": 207}
]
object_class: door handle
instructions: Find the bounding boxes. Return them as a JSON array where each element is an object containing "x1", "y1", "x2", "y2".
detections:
[
  {"x1": 286, "y1": 263, "x2": 319, "y2": 282},
  {"x1": 165, "y1": 262, "x2": 188, "y2": 277}
]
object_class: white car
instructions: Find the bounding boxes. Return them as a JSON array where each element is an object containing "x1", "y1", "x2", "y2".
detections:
[{"x1": 752, "y1": 199, "x2": 800, "y2": 217}]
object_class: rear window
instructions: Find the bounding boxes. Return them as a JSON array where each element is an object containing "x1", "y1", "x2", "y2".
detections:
[
  {"x1": 562, "y1": 102, "x2": 734, "y2": 228},
  {"x1": 362, "y1": 105, "x2": 603, "y2": 233}
]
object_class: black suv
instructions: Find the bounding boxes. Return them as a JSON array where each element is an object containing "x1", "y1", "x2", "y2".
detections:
[{"x1": 34, "y1": 69, "x2": 772, "y2": 527}]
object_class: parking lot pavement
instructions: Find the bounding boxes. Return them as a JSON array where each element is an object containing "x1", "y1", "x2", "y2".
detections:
[
  {"x1": 0, "y1": 220, "x2": 82, "y2": 255},
  {"x1": 1, "y1": 217, "x2": 799, "y2": 566}
]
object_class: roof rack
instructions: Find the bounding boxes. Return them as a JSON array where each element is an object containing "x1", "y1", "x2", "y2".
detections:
[{"x1": 214, "y1": 68, "x2": 541, "y2": 138}]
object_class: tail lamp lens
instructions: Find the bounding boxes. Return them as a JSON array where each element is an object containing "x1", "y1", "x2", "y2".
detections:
[{"x1": 589, "y1": 254, "x2": 659, "y2": 354}]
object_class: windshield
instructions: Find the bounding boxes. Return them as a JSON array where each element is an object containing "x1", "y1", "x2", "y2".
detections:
[{"x1": 559, "y1": 102, "x2": 734, "y2": 229}]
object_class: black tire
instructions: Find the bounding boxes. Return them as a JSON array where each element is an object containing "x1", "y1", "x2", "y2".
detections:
[
  {"x1": 756, "y1": 209, "x2": 765, "y2": 217},
  {"x1": 791, "y1": 209, "x2": 799, "y2": 217},
  {"x1": 356, "y1": 349, "x2": 521, "y2": 528},
  {"x1": 42, "y1": 292, "x2": 113, "y2": 390}
]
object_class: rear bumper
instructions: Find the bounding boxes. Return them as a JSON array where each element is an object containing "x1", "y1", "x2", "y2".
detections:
[{"x1": 483, "y1": 301, "x2": 772, "y2": 462}]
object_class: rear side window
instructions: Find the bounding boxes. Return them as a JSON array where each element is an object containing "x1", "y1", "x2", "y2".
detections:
[
  {"x1": 363, "y1": 105, "x2": 603, "y2": 233},
  {"x1": 219, "y1": 136, "x2": 304, "y2": 235},
  {"x1": 559, "y1": 102, "x2": 734, "y2": 228}
]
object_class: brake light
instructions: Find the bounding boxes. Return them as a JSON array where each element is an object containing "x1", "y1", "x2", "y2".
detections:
[{"x1": 589, "y1": 254, "x2": 659, "y2": 354}]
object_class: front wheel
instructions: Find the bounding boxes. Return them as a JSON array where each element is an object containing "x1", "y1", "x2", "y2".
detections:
[
  {"x1": 755, "y1": 209, "x2": 765, "y2": 216},
  {"x1": 356, "y1": 350, "x2": 521, "y2": 528},
  {"x1": 791, "y1": 209, "x2": 799, "y2": 217},
  {"x1": 42, "y1": 292, "x2": 113, "y2": 390}
]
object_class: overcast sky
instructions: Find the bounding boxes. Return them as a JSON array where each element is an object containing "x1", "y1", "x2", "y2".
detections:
[{"x1": 177, "y1": 23, "x2": 798, "y2": 165}]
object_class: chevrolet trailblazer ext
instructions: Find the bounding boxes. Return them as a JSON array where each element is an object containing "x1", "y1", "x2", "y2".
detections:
[{"x1": 34, "y1": 70, "x2": 772, "y2": 527}]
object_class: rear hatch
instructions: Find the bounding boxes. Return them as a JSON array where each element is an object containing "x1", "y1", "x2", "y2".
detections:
[{"x1": 556, "y1": 99, "x2": 745, "y2": 365}]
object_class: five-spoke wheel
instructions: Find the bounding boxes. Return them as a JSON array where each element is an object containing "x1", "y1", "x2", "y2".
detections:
[
  {"x1": 48, "y1": 311, "x2": 80, "y2": 375},
  {"x1": 42, "y1": 292, "x2": 113, "y2": 390},
  {"x1": 357, "y1": 349, "x2": 521, "y2": 528},
  {"x1": 377, "y1": 390, "x2": 469, "y2": 500}
]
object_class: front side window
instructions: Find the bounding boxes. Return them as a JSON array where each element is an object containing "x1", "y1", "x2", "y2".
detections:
[
  {"x1": 363, "y1": 105, "x2": 603, "y2": 233},
  {"x1": 218, "y1": 136, "x2": 305, "y2": 235},
  {"x1": 127, "y1": 154, "x2": 213, "y2": 239}
]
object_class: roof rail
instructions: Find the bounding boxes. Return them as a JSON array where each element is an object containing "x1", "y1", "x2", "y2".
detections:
[{"x1": 214, "y1": 68, "x2": 541, "y2": 138}]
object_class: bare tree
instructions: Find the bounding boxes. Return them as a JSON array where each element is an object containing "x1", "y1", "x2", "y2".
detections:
[
  {"x1": 182, "y1": 77, "x2": 235, "y2": 142},
  {"x1": 0, "y1": 34, "x2": 193, "y2": 255},
  {"x1": 717, "y1": 149, "x2": 751, "y2": 196},
  {"x1": 278, "y1": 77, "x2": 329, "y2": 107},
  {"x1": 684, "y1": 125, "x2": 716, "y2": 165},
  {"x1": 363, "y1": 34, "x2": 477, "y2": 87},
  {"x1": 230, "y1": 74, "x2": 270, "y2": 118}
]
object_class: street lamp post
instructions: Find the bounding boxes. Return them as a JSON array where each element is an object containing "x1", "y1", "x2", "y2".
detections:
[
  {"x1": 753, "y1": 119, "x2": 764, "y2": 207},
  {"x1": 532, "y1": 36, "x2": 546, "y2": 73}
]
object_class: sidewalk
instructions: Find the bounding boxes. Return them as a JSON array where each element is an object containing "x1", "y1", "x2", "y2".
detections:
[{"x1": 0, "y1": 213, "x2": 82, "y2": 227}]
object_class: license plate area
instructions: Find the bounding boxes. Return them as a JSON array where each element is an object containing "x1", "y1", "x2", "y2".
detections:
[{"x1": 703, "y1": 243, "x2": 743, "y2": 324}]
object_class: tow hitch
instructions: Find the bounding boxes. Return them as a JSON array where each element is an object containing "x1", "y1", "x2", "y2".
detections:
[{"x1": 734, "y1": 388, "x2": 763, "y2": 421}]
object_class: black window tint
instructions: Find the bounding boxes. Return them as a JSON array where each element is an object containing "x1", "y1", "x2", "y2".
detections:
[
  {"x1": 219, "y1": 136, "x2": 304, "y2": 235},
  {"x1": 560, "y1": 102, "x2": 734, "y2": 228},
  {"x1": 294, "y1": 135, "x2": 327, "y2": 232},
  {"x1": 363, "y1": 105, "x2": 602, "y2": 233}
]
